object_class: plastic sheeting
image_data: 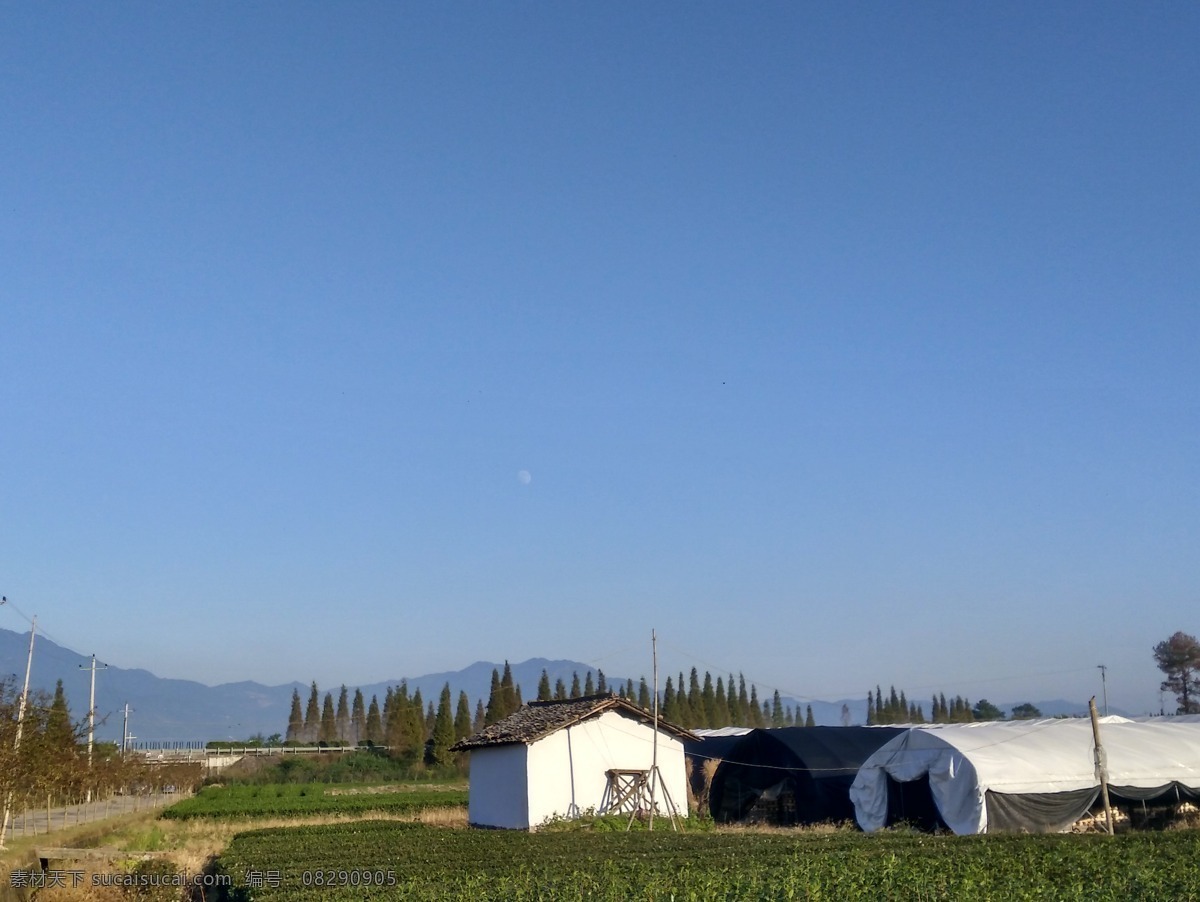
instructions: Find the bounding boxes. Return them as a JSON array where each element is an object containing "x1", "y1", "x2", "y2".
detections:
[
  {"x1": 710, "y1": 726, "x2": 904, "y2": 824},
  {"x1": 850, "y1": 718, "x2": 1200, "y2": 834}
]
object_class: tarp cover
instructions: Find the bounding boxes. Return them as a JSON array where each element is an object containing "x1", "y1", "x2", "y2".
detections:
[
  {"x1": 850, "y1": 718, "x2": 1200, "y2": 834},
  {"x1": 710, "y1": 726, "x2": 904, "y2": 824}
]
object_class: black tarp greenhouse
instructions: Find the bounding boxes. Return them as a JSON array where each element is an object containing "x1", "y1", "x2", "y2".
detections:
[{"x1": 709, "y1": 726, "x2": 905, "y2": 825}]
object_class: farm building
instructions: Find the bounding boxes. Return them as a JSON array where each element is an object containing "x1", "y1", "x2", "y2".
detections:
[
  {"x1": 707, "y1": 726, "x2": 905, "y2": 825},
  {"x1": 452, "y1": 693, "x2": 698, "y2": 830},
  {"x1": 850, "y1": 718, "x2": 1200, "y2": 834}
]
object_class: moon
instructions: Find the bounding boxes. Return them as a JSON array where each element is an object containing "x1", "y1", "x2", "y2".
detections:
[{"x1": 517, "y1": 469, "x2": 532, "y2": 485}]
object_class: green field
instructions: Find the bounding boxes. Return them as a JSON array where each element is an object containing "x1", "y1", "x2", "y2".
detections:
[
  {"x1": 207, "y1": 820, "x2": 1200, "y2": 901},
  {"x1": 162, "y1": 783, "x2": 467, "y2": 820}
]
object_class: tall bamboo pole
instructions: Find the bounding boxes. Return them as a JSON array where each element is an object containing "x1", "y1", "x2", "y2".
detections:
[{"x1": 1089, "y1": 696, "x2": 1115, "y2": 835}]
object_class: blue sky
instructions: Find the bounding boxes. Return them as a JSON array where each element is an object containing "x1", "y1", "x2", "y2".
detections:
[{"x1": 2, "y1": 3, "x2": 1196, "y2": 717}]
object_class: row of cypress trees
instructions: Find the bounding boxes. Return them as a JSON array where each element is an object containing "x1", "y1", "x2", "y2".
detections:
[
  {"x1": 285, "y1": 680, "x2": 485, "y2": 766},
  {"x1": 865, "y1": 685, "x2": 978, "y2": 725},
  {"x1": 287, "y1": 661, "x2": 823, "y2": 752}
]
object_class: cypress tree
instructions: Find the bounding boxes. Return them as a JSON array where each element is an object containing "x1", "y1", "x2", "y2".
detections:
[
  {"x1": 37, "y1": 680, "x2": 76, "y2": 786},
  {"x1": 748, "y1": 685, "x2": 764, "y2": 728},
  {"x1": 365, "y1": 695, "x2": 383, "y2": 744},
  {"x1": 584, "y1": 671, "x2": 595, "y2": 695},
  {"x1": 701, "y1": 672, "x2": 716, "y2": 728},
  {"x1": 319, "y1": 692, "x2": 337, "y2": 745},
  {"x1": 637, "y1": 677, "x2": 651, "y2": 710},
  {"x1": 454, "y1": 690, "x2": 473, "y2": 741},
  {"x1": 662, "y1": 676, "x2": 679, "y2": 723},
  {"x1": 485, "y1": 669, "x2": 504, "y2": 724},
  {"x1": 537, "y1": 670, "x2": 552, "y2": 701},
  {"x1": 386, "y1": 684, "x2": 409, "y2": 754},
  {"x1": 673, "y1": 673, "x2": 691, "y2": 727},
  {"x1": 714, "y1": 676, "x2": 730, "y2": 726},
  {"x1": 737, "y1": 674, "x2": 750, "y2": 728},
  {"x1": 286, "y1": 689, "x2": 303, "y2": 743},
  {"x1": 473, "y1": 699, "x2": 486, "y2": 733},
  {"x1": 874, "y1": 685, "x2": 885, "y2": 725},
  {"x1": 47, "y1": 679, "x2": 73, "y2": 746},
  {"x1": 570, "y1": 672, "x2": 581, "y2": 698},
  {"x1": 867, "y1": 690, "x2": 875, "y2": 726},
  {"x1": 500, "y1": 661, "x2": 518, "y2": 717},
  {"x1": 336, "y1": 686, "x2": 350, "y2": 744},
  {"x1": 351, "y1": 689, "x2": 366, "y2": 745},
  {"x1": 303, "y1": 682, "x2": 321, "y2": 744},
  {"x1": 805, "y1": 704, "x2": 815, "y2": 727},
  {"x1": 771, "y1": 690, "x2": 785, "y2": 728},
  {"x1": 409, "y1": 688, "x2": 427, "y2": 741},
  {"x1": 687, "y1": 669, "x2": 702, "y2": 720},
  {"x1": 554, "y1": 678, "x2": 567, "y2": 700},
  {"x1": 430, "y1": 683, "x2": 455, "y2": 766},
  {"x1": 597, "y1": 670, "x2": 608, "y2": 694}
]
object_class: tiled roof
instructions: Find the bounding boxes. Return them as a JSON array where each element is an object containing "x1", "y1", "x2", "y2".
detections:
[{"x1": 451, "y1": 692, "x2": 698, "y2": 751}]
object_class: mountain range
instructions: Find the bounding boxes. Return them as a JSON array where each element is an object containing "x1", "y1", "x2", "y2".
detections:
[{"x1": 0, "y1": 628, "x2": 1109, "y2": 743}]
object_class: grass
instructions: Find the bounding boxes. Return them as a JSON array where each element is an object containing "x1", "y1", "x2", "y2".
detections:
[
  {"x1": 162, "y1": 782, "x2": 467, "y2": 820},
  {"x1": 207, "y1": 820, "x2": 1200, "y2": 901}
]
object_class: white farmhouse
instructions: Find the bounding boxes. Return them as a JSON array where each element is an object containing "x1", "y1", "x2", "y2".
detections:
[{"x1": 452, "y1": 693, "x2": 698, "y2": 830}]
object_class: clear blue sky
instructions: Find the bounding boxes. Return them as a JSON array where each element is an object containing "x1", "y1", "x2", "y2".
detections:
[{"x1": 2, "y1": 3, "x2": 1196, "y2": 716}]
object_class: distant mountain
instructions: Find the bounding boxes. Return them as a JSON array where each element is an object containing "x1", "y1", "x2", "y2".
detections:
[
  {"x1": 0, "y1": 629, "x2": 1118, "y2": 742},
  {"x1": 0, "y1": 630, "x2": 618, "y2": 743},
  {"x1": 375, "y1": 658, "x2": 626, "y2": 712},
  {"x1": 0, "y1": 628, "x2": 305, "y2": 744}
]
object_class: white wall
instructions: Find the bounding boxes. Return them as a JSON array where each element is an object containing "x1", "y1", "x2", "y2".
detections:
[
  {"x1": 466, "y1": 743, "x2": 529, "y2": 829},
  {"x1": 525, "y1": 710, "x2": 689, "y2": 828}
]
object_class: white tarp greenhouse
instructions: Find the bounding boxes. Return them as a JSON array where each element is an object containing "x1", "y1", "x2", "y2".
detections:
[{"x1": 850, "y1": 718, "x2": 1200, "y2": 834}]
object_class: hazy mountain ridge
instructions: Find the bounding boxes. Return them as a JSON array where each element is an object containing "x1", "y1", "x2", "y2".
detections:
[
  {"x1": 0, "y1": 629, "x2": 1118, "y2": 742},
  {"x1": 0, "y1": 631, "x2": 621, "y2": 742}
]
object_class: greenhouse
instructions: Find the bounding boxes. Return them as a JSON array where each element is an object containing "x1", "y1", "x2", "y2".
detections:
[
  {"x1": 709, "y1": 726, "x2": 904, "y2": 825},
  {"x1": 850, "y1": 717, "x2": 1200, "y2": 834}
]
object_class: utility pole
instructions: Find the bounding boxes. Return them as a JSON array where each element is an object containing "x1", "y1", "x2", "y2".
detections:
[
  {"x1": 80, "y1": 655, "x2": 108, "y2": 802},
  {"x1": 122, "y1": 704, "x2": 133, "y2": 757},
  {"x1": 1097, "y1": 665, "x2": 1108, "y2": 716}
]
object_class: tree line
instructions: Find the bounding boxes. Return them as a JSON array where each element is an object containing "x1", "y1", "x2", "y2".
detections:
[
  {"x1": 284, "y1": 678, "x2": 481, "y2": 768},
  {"x1": 0, "y1": 677, "x2": 201, "y2": 844},
  {"x1": 865, "y1": 685, "x2": 1043, "y2": 725},
  {"x1": 286, "y1": 662, "x2": 825, "y2": 755}
]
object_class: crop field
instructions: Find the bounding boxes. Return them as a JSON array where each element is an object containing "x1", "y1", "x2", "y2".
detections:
[
  {"x1": 162, "y1": 783, "x2": 467, "y2": 821},
  {"x1": 208, "y1": 820, "x2": 1200, "y2": 901}
]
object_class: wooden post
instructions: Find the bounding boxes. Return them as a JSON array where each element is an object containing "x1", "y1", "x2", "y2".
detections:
[
  {"x1": 650, "y1": 629, "x2": 658, "y2": 831},
  {"x1": 1089, "y1": 696, "x2": 1115, "y2": 835}
]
